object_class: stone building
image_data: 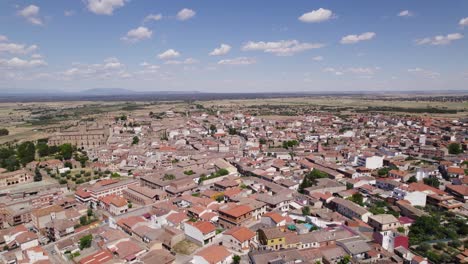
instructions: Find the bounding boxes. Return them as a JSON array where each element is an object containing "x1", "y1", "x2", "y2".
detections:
[{"x1": 48, "y1": 123, "x2": 110, "y2": 149}]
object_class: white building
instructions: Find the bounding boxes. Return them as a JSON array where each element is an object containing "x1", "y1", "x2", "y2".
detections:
[{"x1": 357, "y1": 155, "x2": 383, "y2": 170}]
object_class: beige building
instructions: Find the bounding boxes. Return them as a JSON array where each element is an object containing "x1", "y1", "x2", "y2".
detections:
[
  {"x1": 31, "y1": 205, "x2": 66, "y2": 230},
  {"x1": 48, "y1": 123, "x2": 110, "y2": 149},
  {"x1": 0, "y1": 169, "x2": 33, "y2": 189}
]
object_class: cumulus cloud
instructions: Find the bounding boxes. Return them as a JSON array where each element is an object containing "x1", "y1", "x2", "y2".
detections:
[
  {"x1": 121, "y1": 26, "x2": 152, "y2": 43},
  {"x1": 340, "y1": 32, "x2": 376, "y2": 44},
  {"x1": 0, "y1": 35, "x2": 8, "y2": 42},
  {"x1": 18, "y1": 5, "x2": 43, "y2": 25},
  {"x1": 459, "y1": 17, "x2": 468, "y2": 27},
  {"x1": 408, "y1": 68, "x2": 440, "y2": 78},
  {"x1": 298, "y1": 8, "x2": 334, "y2": 23},
  {"x1": 415, "y1": 33, "x2": 463, "y2": 45},
  {"x1": 86, "y1": 0, "x2": 125, "y2": 15},
  {"x1": 242, "y1": 40, "x2": 324, "y2": 56},
  {"x1": 61, "y1": 57, "x2": 128, "y2": 80},
  {"x1": 164, "y1": 58, "x2": 198, "y2": 65},
  {"x1": 398, "y1": 10, "x2": 413, "y2": 17},
  {"x1": 144, "y1": 13, "x2": 163, "y2": 23},
  {"x1": 0, "y1": 57, "x2": 47, "y2": 68},
  {"x1": 209, "y1": 44, "x2": 231, "y2": 56},
  {"x1": 158, "y1": 49, "x2": 180, "y2": 59},
  {"x1": 312, "y1": 56, "x2": 323, "y2": 61},
  {"x1": 176, "y1": 8, "x2": 196, "y2": 21},
  {"x1": 218, "y1": 57, "x2": 256, "y2": 65},
  {"x1": 0, "y1": 42, "x2": 38, "y2": 55}
]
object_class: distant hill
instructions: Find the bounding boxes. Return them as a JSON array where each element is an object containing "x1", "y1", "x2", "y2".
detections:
[{"x1": 79, "y1": 88, "x2": 200, "y2": 95}]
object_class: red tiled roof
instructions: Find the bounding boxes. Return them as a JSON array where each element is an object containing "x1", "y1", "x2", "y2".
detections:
[
  {"x1": 196, "y1": 245, "x2": 231, "y2": 264},
  {"x1": 188, "y1": 221, "x2": 216, "y2": 234},
  {"x1": 79, "y1": 250, "x2": 113, "y2": 264},
  {"x1": 224, "y1": 226, "x2": 255, "y2": 243}
]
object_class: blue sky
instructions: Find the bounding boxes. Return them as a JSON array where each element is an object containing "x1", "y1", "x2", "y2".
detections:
[{"x1": 0, "y1": 0, "x2": 467, "y2": 92}]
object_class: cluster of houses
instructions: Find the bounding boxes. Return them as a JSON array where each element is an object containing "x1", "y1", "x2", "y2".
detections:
[{"x1": 0, "y1": 110, "x2": 466, "y2": 264}]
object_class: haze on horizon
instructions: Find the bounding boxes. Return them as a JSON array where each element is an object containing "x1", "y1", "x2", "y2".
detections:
[{"x1": 0, "y1": 0, "x2": 467, "y2": 93}]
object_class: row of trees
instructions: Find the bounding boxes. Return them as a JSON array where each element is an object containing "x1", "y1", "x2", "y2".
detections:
[{"x1": 0, "y1": 140, "x2": 84, "y2": 172}]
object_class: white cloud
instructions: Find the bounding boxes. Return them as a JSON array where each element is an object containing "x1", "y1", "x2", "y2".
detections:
[
  {"x1": 312, "y1": 56, "x2": 323, "y2": 61},
  {"x1": 176, "y1": 8, "x2": 196, "y2": 21},
  {"x1": 298, "y1": 8, "x2": 334, "y2": 23},
  {"x1": 398, "y1": 10, "x2": 413, "y2": 17},
  {"x1": 0, "y1": 57, "x2": 47, "y2": 68},
  {"x1": 0, "y1": 35, "x2": 8, "y2": 42},
  {"x1": 64, "y1": 10, "x2": 75, "y2": 16},
  {"x1": 18, "y1": 5, "x2": 43, "y2": 25},
  {"x1": 408, "y1": 68, "x2": 440, "y2": 78},
  {"x1": 340, "y1": 32, "x2": 376, "y2": 44},
  {"x1": 459, "y1": 17, "x2": 468, "y2": 27},
  {"x1": 158, "y1": 49, "x2": 180, "y2": 59},
  {"x1": 144, "y1": 13, "x2": 163, "y2": 23},
  {"x1": 86, "y1": 0, "x2": 125, "y2": 15},
  {"x1": 31, "y1": 54, "x2": 43, "y2": 59},
  {"x1": 323, "y1": 67, "x2": 343, "y2": 75},
  {"x1": 61, "y1": 57, "x2": 127, "y2": 80},
  {"x1": 323, "y1": 66, "x2": 379, "y2": 76},
  {"x1": 218, "y1": 57, "x2": 256, "y2": 65},
  {"x1": 103, "y1": 57, "x2": 123, "y2": 69},
  {"x1": 164, "y1": 58, "x2": 198, "y2": 65},
  {"x1": 121, "y1": 26, "x2": 152, "y2": 43},
  {"x1": 0, "y1": 42, "x2": 38, "y2": 54},
  {"x1": 242, "y1": 40, "x2": 324, "y2": 56},
  {"x1": 415, "y1": 33, "x2": 463, "y2": 45},
  {"x1": 209, "y1": 44, "x2": 231, "y2": 56}
]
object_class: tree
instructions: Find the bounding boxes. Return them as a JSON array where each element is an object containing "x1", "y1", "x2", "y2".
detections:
[
  {"x1": 423, "y1": 177, "x2": 440, "y2": 188},
  {"x1": 259, "y1": 138, "x2": 267, "y2": 145},
  {"x1": 448, "y1": 143, "x2": 462, "y2": 155},
  {"x1": 378, "y1": 167, "x2": 390, "y2": 176},
  {"x1": 87, "y1": 208, "x2": 93, "y2": 217},
  {"x1": 349, "y1": 193, "x2": 364, "y2": 206},
  {"x1": 34, "y1": 167, "x2": 42, "y2": 182},
  {"x1": 17, "y1": 141, "x2": 35, "y2": 165},
  {"x1": 80, "y1": 216, "x2": 87, "y2": 226},
  {"x1": 163, "y1": 174, "x2": 175, "y2": 181},
  {"x1": 59, "y1": 144, "x2": 73, "y2": 160},
  {"x1": 132, "y1": 136, "x2": 139, "y2": 145},
  {"x1": 36, "y1": 142, "x2": 49, "y2": 157},
  {"x1": 232, "y1": 255, "x2": 241, "y2": 264},
  {"x1": 407, "y1": 176, "x2": 417, "y2": 183},
  {"x1": 302, "y1": 206, "x2": 310, "y2": 216},
  {"x1": 0, "y1": 128, "x2": 9, "y2": 136},
  {"x1": 338, "y1": 255, "x2": 350, "y2": 264},
  {"x1": 64, "y1": 161, "x2": 73, "y2": 169},
  {"x1": 79, "y1": 234, "x2": 92, "y2": 250}
]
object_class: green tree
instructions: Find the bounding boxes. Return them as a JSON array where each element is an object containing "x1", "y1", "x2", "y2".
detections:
[
  {"x1": 36, "y1": 142, "x2": 49, "y2": 157},
  {"x1": 378, "y1": 167, "x2": 390, "y2": 176},
  {"x1": 349, "y1": 193, "x2": 364, "y2": 206},
  {"x1": 407, "y1": 176, "x2": 417, "y2": 183},
  {"x1": 259, "y1": 138, "x2": 267, "y2": 145},
  {"x1": 338, "y1": 255, "x2": 350, "y2": 264},
  {"x1": 79, "y1": 234, "x2": 92, "y2": 250},
  {"x1": 34, "y1": 167, "x2": 42, "y2": 182},
  {"x1": 423, "y1": 177, "x2": 440, "y2": 188},
  {"x1": 232, "y1": 255, "x2": 241, "y2": 264},
  {"x1": 448, "y1": 143, "x2": 462, "y2": 155},
  {"x1": 59, "y1": 144, "x2": 73, "y2": 160},
  {"x1": 80, "y1": 216, "x2": 88, "y2": 226},
  {"x1": 17, "y1": 141, "x2": 35, "y2": 165},
  {"x1": 132, "y1": 136, "x2": 139, "y2": 145},
  {"x1": 302, "y1": 206, "x2": 310, "y2": 216},
  {"x1": 87, "y1": 208, "x2": 93, "y2": 217}
]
